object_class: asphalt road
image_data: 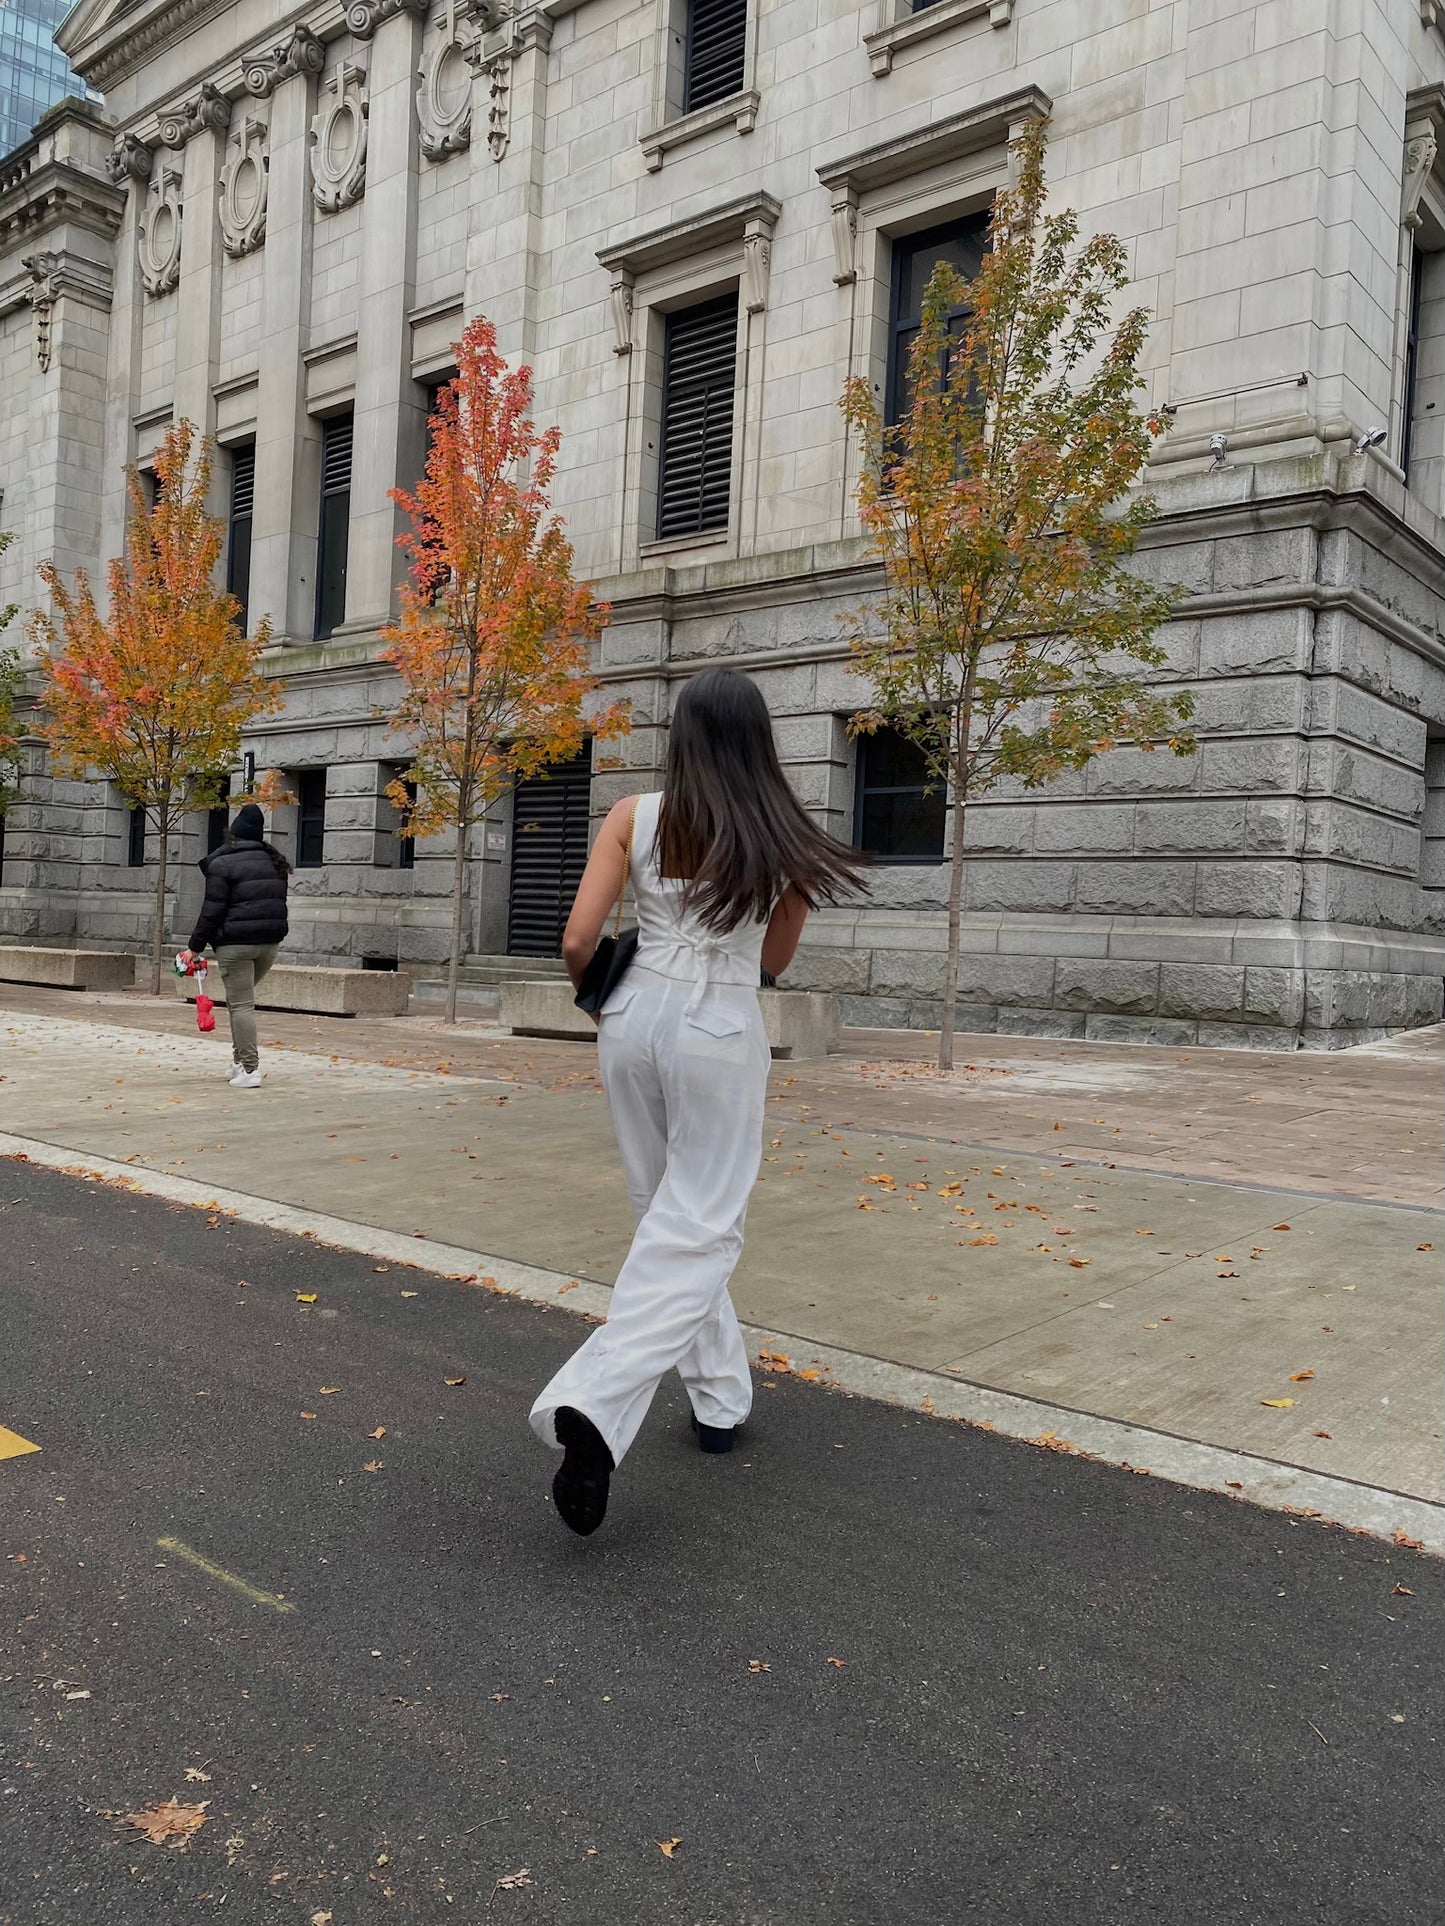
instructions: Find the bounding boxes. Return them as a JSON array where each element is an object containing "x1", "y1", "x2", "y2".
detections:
[{"x1": 1, "y1": 1160, "x2": 1440, "y2": 1926}]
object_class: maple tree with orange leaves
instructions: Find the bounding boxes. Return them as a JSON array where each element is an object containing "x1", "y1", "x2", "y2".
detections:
[
  {"x1": 383, "y1": 314, "x2": 626, "y2": 1024},
  {"x1": 842, "y1": 121, "x2": 1194, "y2": 1070},
  {"x1": 1, "y1": 528, "x2": 23, "y2": 818},
  {"x1": 33, "y1": 419, "x2": 282, "y2": 992}
]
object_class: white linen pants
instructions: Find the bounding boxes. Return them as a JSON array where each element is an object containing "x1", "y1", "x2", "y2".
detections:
[{"x1": 529, "y1": 968, "x2": 769, "y2": 1464}]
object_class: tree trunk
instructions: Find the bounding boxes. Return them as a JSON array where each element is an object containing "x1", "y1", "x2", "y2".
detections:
[
  {"x1": 444, "y1": 820, "x2": 467, "y2": 1026},
  {"x1": 149, "y1": 798, "x2": 170, "y2": 997},
  {"x1": 939, "y1": 788, "x2": 967, "y2": 1073}
]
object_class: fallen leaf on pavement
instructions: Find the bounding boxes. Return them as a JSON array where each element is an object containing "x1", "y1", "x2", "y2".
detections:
[
  {"x1": 493, "y1": 1868, "x2": 532, "y2": 1891},
  {"x1": 369, "y1": 1426, "x2": 386, "y2": 1439},
  {"x1": 123, "y1": 1798, "x2": 209, "y2": 1848},
  {"x1": 747, "y1": 1659, "x2": 771, "y2": 1674},
  {"x1": 1393, "y1": 1584, "x2": 1415, "y2": 1597},
  {"x1": 183, "y1": 1768, "x2": 211, "y2": 1783},
  {"x1": 826, "y1": 1657, "x2": 848, "y2": 1667},
  {"x1": 1418, "y1": 1243, "x2": 1434, "y2": 1252},
  {"x1": 444, "y1": 1376, "x2": 466, "y2": 1387},
  {"x1": 1260, "y1": 1398, "x2": 1295, "y2": 1409},
  {"x1": 1134, "y1": 1228, "x2": 1156, "y2": 1237},
  {"x1": 1068, "y1": 1256, "x2": 1091, "y2": 1268},
  {"x1": 1289, "y1": 1370, "x2": 1315, "y2": 1382},
  {"x1": 363, "y1": 1461, "x2": 383, "y2": 1472},
  {"x1": 1272, "y1": 1223, "x2": 1291, "y2": 1231},
  {"x1": 299, "y1": 1412, "x2": 317, "y2": 1420},
  {"x1": 311, "y1": 1913, "x2": 333, "y2": 1924},
  {"x1": 319, "y1": 1387, "x2": 341, "y2": 1396},
  {"x1": 400, "y1": 1290, "x2": 418, "y2": 1298},
  {"x1": 969, "y1": 1234, "x2": 998, "y2": 1247},
  {"x1": 657, "y1": 1838, "x2": 682, "y2": 1859},
  {"x1": 295, "y1": 1293, "x2": 318, "y2": 1305},
  {"x1": 1315, "y1": 1430, "x2": 1332, "y2": 1439}
]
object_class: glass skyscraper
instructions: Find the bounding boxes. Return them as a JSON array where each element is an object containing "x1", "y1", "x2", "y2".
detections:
[{"x1": 0, "y1": 0, "x2": 88, "y2": 158}]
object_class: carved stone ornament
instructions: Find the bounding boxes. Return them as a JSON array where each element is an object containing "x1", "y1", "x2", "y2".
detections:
[
  {"x1": 219, "y1": 117, "x2": 269, "y2": 256},
  {"x1": 22, "y1": 251, "x2": 59, "y2": 371},
  {"x1": 1402, "y1": 128, "x2": 1438, "y2": 230},
  {"x1": 485, "y1": 53, "x2": 511, "y2": 161},
  {"x1": 742, "y1": 218, "x2": 772, "y2": 315},
  {"x1": 243, "y1": 25, "x2": 326, "y2": 99},
  {"x1": 158, "y1": 83, "x2": 231, "y2": 150},
  {"x1": 20, "y1": 248, "x2": 112, "y2": 372},
  {"x1": 310, "y1": 63, "x2": 369, "y2": 212},
  {"x1": 609, "y1": 273, "x2": 633, "y2": 355},
  {"x1": 105, "y1": 132, "x2": 154, "y2": 187},
  {"x1": 137, "y1": 160, "x2": 184, "y2": 296},
  {"x1": 418, "y1": 0, "x2": 475, "y2": 159},
  {"x1": 347, "y1": 0, "x2": 428, "y2": 36},
  {"x1": 829, "y1": 188, "x2": 858, "y2": 285}
]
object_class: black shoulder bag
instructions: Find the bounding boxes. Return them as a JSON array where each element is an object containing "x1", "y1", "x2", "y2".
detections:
[{"x1": 573, "y1": 801, "x2": 640, "y2": 1016}]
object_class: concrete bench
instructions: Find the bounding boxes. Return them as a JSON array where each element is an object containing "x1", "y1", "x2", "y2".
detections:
[
  {"x1": 500, "y1": 978, "x2": 839, "y2": 1060},
  {"x1": 177, "y1": 963, "x2": 409, "y2": 1018},
  {"x1": 0, "y1": 945, "x2": 136, "y2": 991}
]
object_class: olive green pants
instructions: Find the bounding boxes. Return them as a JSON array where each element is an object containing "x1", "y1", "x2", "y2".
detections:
[{"x1": 214, "y1": 943, "x2": 279, "y2": 1074}]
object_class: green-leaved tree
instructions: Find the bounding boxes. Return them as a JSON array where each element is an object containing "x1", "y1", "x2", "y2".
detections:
[{"x1": 842, "y1": 121, "x2": 1195, "y2": 1069}]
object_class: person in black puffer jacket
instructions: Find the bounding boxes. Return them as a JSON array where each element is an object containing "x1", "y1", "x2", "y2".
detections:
[{"x1": 182, "y1": 803, "x2": 290, "y2": 1088}]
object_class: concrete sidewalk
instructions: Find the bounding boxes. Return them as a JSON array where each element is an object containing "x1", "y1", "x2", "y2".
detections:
[{"x1": 2, "y1": 1000, "x2": 1440, "y2": 1536}]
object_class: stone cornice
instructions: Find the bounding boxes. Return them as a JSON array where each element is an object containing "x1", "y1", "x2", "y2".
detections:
[
  {"x1": 816, "y1": 85, "x2": 1052, "y2": 195},
  {"x1": 69, "y1": 0, "x2": 350, "y2": 98},
  {"x1": 596, "y1": 190, "x2": 782, "y2": 277},
  {"x1": 0, "y1": 153, "x2": 126, "y2": 253}
]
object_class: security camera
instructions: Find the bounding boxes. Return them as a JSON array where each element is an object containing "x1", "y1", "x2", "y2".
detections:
[
  {"x1": 1208, "y1": 432, "x2": 1229, "y2": 469},
  {"x1": 1355, "y1": 427, "x2": 1388, "y2": 454}
]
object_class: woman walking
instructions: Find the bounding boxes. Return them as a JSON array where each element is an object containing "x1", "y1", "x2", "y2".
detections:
[
  {"x1": 531, "y1": 669, "x2": 864, "y2": 1535},
  {"x1": 180, "y1": 802, "x2": 290, "y2": 1089}
]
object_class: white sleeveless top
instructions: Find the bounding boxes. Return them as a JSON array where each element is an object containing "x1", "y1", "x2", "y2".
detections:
[{"x1": 628, "y1": 792, "x2": 767, "y2": 1015}]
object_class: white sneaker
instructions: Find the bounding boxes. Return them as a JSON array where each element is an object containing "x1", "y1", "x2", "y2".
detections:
[
  {"x1": 232, "y1": 1068, "x2": 263, "y2": 1089},
  {"x1": 226, "y1": 1062, "x2": 244, "y2": 1083}
]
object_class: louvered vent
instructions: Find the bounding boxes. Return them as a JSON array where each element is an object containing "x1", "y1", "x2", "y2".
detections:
[
  {"x1": 684, "y1": 0, "x2": 747, "y2": 111},
  {"x1": 507, "y1": 752, "x2": 594, "y2": 957},
  {"x1": 321, "y1": 415, "x2": 353, "y2": 494},
  {"x1": 657, "y1": 295, "x2": 737, "y2": 542},
  {"x1": 230, "y1": 443, "x2": 255, "y2": 518}
]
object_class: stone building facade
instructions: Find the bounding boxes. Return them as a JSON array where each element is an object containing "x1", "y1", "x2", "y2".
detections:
[{"x1": 3, "y1": 0, "x2": 1445, "y2": 1046}]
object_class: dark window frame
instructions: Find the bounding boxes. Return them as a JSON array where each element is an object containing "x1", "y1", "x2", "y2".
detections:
[
  {"x1": 315, "y1": 413, "x2": 353, "y2": 640},
  {"x1": 656, "y1": 292, "x2": 740, "y2": 541},
  {"x1": 1403, "y1": 244, "x2": 1427, "y2": 475},
  {"x1": 683, "y1": 0, "x2": 748, "y2": 114},
  {"x1": 295, "y1": 768, "x2": 327, "y2": 869},
  {"x1": 853, "y1": 726, "x2": 947, "y2": 866},
  {"x1": 227, "y1": 442, "x2": 255, "y2": 634},
  {"x1": 206, "y1": 772, "x2": 232, "y2": 855},
  {"x1": 126, "y1": 802, "x2": 147, "y2": 868},
  {"x1": 397, "y1": 779, "x2": 418, "y2": 871},
  {"x1": 885, "y1": 211, "x2": 990, "y2": 428}
]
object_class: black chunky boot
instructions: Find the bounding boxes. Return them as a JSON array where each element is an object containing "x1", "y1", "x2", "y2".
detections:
[
  {"x1": 552, "y1": 1406, "x2": 613, "y2": 1535},
  {"x1": 690, "y1": 1411, "x2": 738, "y2": 1455}
]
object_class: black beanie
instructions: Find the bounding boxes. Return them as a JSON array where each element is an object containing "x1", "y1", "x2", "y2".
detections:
[{"x1": 230, "y1": 803, "x2": 265, "y2": 842}]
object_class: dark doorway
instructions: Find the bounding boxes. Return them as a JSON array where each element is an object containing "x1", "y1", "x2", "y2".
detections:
[{"x1": 507, "y1": 750, "x2": 593, "y2": 957}]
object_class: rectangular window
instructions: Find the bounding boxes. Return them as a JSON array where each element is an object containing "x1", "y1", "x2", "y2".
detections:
[
  {"x1": 206, "y1": 773, "x2": 232, "y2": 855},
  {"x1": 657, "y1": 294, "x2": 738, "y2": 540},
  {"x1": 127, "y1": 803, "x2": 146, "y2": 868},
  {"x1": 296, "y1": 768, "x2": 327, "y2": 868},
  {"x1": 315, "y1": 414, "x2": 353, "y2": 640},
  {"x1": 398, "y1": 779, "x2": 418, "y2": 871},
  {"x1": 227, "y1": 443, "x2": 255, "y2": 634},
  {"x1": 684, "y1": 0, "x2": 747, "y2": 112},
  {"x1": 854, "y1": 728, "x2": 946, "y2": 863},
  {"x1": 886, "y1": 213, "x2": 989, "y2": 426},
  {"x1": 1403, "y1": 247, "x2": 1426, "y2": 474}
]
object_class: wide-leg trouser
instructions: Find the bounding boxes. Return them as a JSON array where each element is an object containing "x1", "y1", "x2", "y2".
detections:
[{"x1": 529, "y1": 969, "x2": 769, "y2": 1465}]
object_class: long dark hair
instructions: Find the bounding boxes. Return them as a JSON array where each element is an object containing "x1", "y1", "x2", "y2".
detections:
[
  {"x1": 225, "y1": 831, "x2": 292, "y2": 878},
  {"x1": 658, "y1": 668, "x2": 866, "y2": 932}
]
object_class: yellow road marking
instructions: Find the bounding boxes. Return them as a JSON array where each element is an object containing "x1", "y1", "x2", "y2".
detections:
[
  {"x1": 0, "y1": 1425, "x2": 41, "y2": 1461},
  {"x1": 155, "y1": 1535, "x2": 296, "y2": 1614}
]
